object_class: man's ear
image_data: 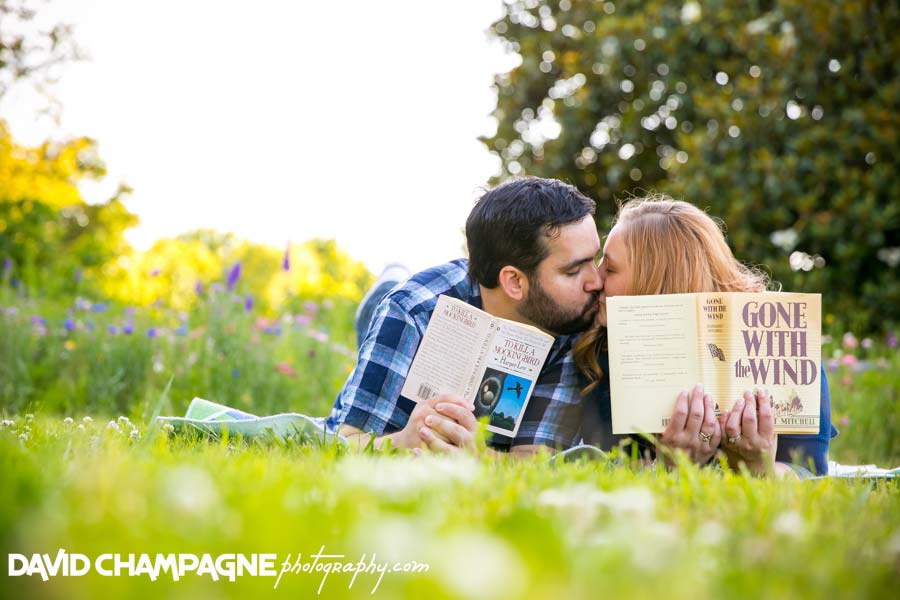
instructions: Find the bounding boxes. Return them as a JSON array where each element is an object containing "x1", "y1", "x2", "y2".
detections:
[{"x1": 497, "y1": 266, "x2": 529, "y2": 301}]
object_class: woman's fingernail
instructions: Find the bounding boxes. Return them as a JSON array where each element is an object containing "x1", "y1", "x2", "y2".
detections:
[
  {"x1": 425, "y1": 416, "x2": 435, "y2": 426},
  {"x1": 435, "y1": 403, "x2": 446, "y2": 411},
  {"x1": 420, "y1": 426, "x2": 431, "y2": 437},
  {"x1": 695, "y1": 383, "x2": 704, "y2": 393}
]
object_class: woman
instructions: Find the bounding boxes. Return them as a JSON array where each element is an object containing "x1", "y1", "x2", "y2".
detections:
[{"x1": 573, "y1": 195, "x2": 836, "y2": 477}]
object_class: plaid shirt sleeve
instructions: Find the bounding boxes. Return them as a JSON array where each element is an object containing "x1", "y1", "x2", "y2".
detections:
[
  {"x1": 494, "y1": 338, "x2": 585, "y2": 451},
  {"x1": 329, "y1": 291, "x2": 424, "y2": 435}
]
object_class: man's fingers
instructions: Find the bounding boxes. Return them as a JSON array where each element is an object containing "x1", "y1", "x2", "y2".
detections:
[
  {"x1": 756, "y1": 390, "x2": 775, "y2": 438},
  {"x1": 418, "y1": 426, "x2": 457, "y2": 453},
  {"x1": 429, "y1": 393, "x2": 475, "y2": 411},
  {"x1": 435, "y1": 402, "x2": 477, "y2": 431},
  {"x1": 424, "y1": 414, "x2": 469, "y2": 447}
]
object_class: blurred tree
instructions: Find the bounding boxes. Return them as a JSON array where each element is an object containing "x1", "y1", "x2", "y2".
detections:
[
  {"x1": 0, "y1": 122, "x2": 138, "y2": 295},
  {"x1": 0, "y1": 0, "x2": 82, "y2": 109},
  {"x1": 99, "y1": 230, "x2": 373, "y2": 313},
  {"x1": 484, "y1": 0, "x2": 899, "y2": 332}
]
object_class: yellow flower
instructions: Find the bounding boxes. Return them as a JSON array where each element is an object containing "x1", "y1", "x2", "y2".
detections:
[{"x1": 64, "y1": 340, "x2": 77, "y2": 351}]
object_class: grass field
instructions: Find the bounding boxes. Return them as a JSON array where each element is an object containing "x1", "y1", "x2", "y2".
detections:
[{"x1": 1, "y1": 290, "x2": 898, "y2": 599}]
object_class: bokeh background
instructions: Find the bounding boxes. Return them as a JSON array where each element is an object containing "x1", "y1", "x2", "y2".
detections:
[{"x1": 0, "y1": 1, "x2": 897, "y2": 461}]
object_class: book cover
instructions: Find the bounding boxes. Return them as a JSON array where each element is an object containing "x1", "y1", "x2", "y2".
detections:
[
  {"x1": 607, "y1": 292, "x2": 821, "y2": 435},
  {"x1": 400, "y1": 295, "x2": 555, "y2": 437}
]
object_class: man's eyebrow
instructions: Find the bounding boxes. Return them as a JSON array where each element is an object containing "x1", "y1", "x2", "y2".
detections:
[{"x1": 560, "y1": 255, "x2": 597, "y2": 271}]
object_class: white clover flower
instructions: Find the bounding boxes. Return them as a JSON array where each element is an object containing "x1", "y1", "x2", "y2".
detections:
[
  {"x1": 77, "y1": 424, "x2": 85, "y2": 431},
  {"x1": 0, "y1": 419, "x2": 14, "y2": 428},
  {"x1": 162, "y1": 423, "x2": 175, "y2": 434},
  {"x1": 694, "y1": 521, "x2": 726, "y2": 547},
  {"x1": 338, "y1": 455, "x2": 479, "y2": 499},
  {"x1": 129, "y1": 429, "x2": 140, "y2": 439},
  {"x1": 82, "y1": 416, "x2": 93, "y2": 424},
  {"x1": 772, "y1": 511, "x2": 805, "y2": 537},
  {"x1": 162, "y1": 466, "x2": 219, "y2": 515},
  {"x1": 432, "y1": 532, "x2": 526, "y2": 600},
  {"x1": 18, "y1": 433, "x2": 29, "y2": 442},
  {"x1": 22, "y1": 425, "x2": 31, "y2": 433},
  {"x1": 63, "y1": 417, "x2": 74, "y2": 425},
  {"x1": 107, "y1": 420, "x2": 120, "y2": 432},
  {"x1": 117, "y1": 415, "x2": 130, "y2": 424},
  {"x1": 25, "y1": 413, "x2": 34, "y2": 422}
]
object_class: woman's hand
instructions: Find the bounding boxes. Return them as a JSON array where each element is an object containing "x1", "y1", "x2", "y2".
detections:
[
  {"x1": 718, "y1": 390, "x2": 778, "y2": 476},
  {"x1": 660, "y1": 384, "x2": 721, "y2": 466}
]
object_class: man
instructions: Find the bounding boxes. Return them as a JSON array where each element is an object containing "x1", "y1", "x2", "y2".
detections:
[{"x1": 326, "y1": 177, "x2": 602, "y2": 454}]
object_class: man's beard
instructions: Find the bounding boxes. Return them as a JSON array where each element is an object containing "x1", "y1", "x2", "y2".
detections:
[{"x1": 519, "y1": 278, "x2": 598, "y2": 336}]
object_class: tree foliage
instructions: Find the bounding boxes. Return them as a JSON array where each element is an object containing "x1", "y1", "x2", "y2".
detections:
[{"x1": 484, "y1": 0, "x2": 899, "y2": 332}]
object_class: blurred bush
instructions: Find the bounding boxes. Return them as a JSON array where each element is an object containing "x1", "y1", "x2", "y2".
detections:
[{"x1": 485, "y1": 0, "x2": 899, "y2": 333}]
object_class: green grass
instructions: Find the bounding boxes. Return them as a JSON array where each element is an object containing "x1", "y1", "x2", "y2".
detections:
[
  {"x1": 1, "y1": 417, "x2": 898, "y2": 599},
  {"x1": 2, "y1": 289, "x2": 899, "y2": 598}
]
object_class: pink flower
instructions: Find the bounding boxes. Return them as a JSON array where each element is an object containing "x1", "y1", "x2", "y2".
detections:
[
  {"x1": 274, "y1": 362, "x2": 297, "y2": 377},
  {"x1": 841, "y1": 332, "x2": 858, "y2": 350},
  {"x1": 840, "y1": 354, "x2": 857, "y2": 366},
  {"x1": 838, "y1": 416, "x2": 850, "y2": 427}
]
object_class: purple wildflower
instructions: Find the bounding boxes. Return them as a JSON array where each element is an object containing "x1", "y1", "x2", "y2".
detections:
[
  {"x1": 226, "y1": 261, "x2": 242, "y2": 292},
  {"x1": 282, "y1": 243, "x2": 291, "y2": 271},
  {"x1": 63, "y1": 318, "x2": 76, "y2": 331},
  {"x1": 107, "y1": 325, "x2": 117, "y2": 335},
  {"x1": 73, "y1": 268, "x2": 82, "y2": 283},
  {"x1": 146, "y1": 328, "x2": 158, "y2": 338},
  {"x1": 194, "y1": 279, "x2": 204, "y2": 295},
  {"x1": 90, "y1": 303, "x2": 107, "y2": 312},
  {"x1": 175, "y1": 324, "x2": 188, "y2": 336},
  {"x1": 149, "y1": 268, "x2": 161, "y2": 277},
  {"x1": 888, "y1": 332, "x2": 898, "y2": 349},
  {"x1": 29, "y1": 316, "x2": 47, "y2": 327},
  {"x1": 1, "y1": 258, "x2": 11, "y2": 273},
  {"x1": 303, "y1": 300, "x2": 318, "y2": 314},
  {"x1": 231, "y1": 369, "x2": 240, "y2": 378},
  {"x1": 122, "y1": 322, "x2": 134, "y2": 335},
  {"x1": 244, "y1": 294, "x2": 254, "y2": 312},
  {"x1": 10, "y1": 277, "x2": 19, "y2": 289}
]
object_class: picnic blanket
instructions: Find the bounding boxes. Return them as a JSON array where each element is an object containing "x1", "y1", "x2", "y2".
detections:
[{"x1": 157, "y1": 397, "x2": 346, "y2": 446}]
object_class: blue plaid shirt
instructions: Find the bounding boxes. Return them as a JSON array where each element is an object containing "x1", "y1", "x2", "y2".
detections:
[{"x1": 327, "y1": 259, "x2": 586, "y2": 451}]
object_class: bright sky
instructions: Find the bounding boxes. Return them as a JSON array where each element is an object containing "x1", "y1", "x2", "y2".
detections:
[{"x1": 2, "y1": 0, "x2": 518, "y2": 274}]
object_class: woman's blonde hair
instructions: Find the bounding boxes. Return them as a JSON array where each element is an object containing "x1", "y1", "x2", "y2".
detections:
[{"x1": 574, "y1": 194, "x2": 770, "y2": 388}]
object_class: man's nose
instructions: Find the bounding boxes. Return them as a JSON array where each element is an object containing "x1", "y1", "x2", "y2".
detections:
[{"x1": 585, "y1": 262, "x2": 604, "y2": 292}]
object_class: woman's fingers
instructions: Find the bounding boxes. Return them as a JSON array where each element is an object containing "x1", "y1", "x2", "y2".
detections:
[
  {"x1": 756, "y1": 390, "x2": 775, "y2": 439},
  {"x1": 724, "y1": 395, "x2": 745, "y2": 441},
  {"x1": 665, "y1": 389, "x2": 690, "y2": 433},
  {"x1": 685, "y1": 384, "x2": 705, "y2": 435}
]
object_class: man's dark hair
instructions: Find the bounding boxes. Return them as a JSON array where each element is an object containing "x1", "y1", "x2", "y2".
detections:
[{"x1": 465, "y1": 177, "x2": 596, "y2": 288}]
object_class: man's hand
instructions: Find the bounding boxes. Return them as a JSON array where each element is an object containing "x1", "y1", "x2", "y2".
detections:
[
  {"x1": 416, "y1": 395, "x2": 478, "y2": 453},
  {"x1": 659, "y1": 384, "x2": 721, "y2": 466},
  {"x1": 339, "y1": 393, "x2": 476, "y2": 452}
]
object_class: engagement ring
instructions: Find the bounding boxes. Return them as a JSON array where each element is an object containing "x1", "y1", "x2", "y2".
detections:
[
  {"x1": 699, "y1": 431, "x2": 712, "y2": 443},
  {"x1": 728, "y1": 434, "x2": 742, "y2": 444}
]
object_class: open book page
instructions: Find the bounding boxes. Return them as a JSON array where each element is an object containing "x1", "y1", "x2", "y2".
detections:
[
  {"x1": 400, "y1": 295, "x2": 493, "y2": 403},
  {"x1": 724, "y1": 293, "x2": 821, "y2": 433},
  {"x1": 479, "y1": 320, "x2": 554, "y2": 437},
  {"x1": 607, "y1": 294, "x2": 701, "y2": 434}
]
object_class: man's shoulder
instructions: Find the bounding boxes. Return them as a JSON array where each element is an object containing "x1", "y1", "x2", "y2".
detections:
[{"x1": 387, "y1": 258, "x2": 477, "y2": 315}]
